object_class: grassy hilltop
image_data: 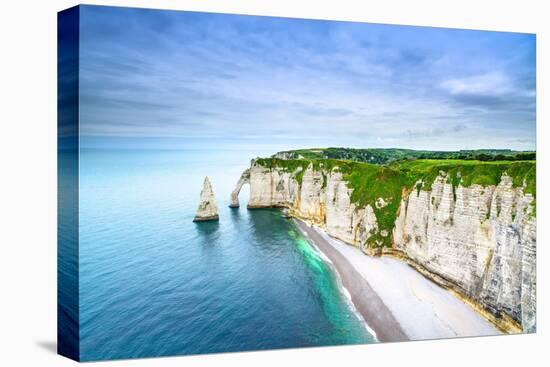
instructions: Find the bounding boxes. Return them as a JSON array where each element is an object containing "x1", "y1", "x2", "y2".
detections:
[
  {"x1": 257, "y1": 148, "x2": 536, "y2": 248},
  {"x1": 274, "y1": 147, "x2": 535, "y2": 164}
]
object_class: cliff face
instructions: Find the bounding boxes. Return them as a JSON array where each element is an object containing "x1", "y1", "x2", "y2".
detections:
[
  {"x1": 393, "y1": 173, "x2": 536, "y2": 333},
  {"x1": 248, "y1": 162, "x2": 377, "y2": 246},
  {"x1": 239, "y1": 159, "x2": 536, "y2": 333}
]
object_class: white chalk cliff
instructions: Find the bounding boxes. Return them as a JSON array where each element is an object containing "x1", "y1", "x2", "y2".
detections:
[
  {"x1": 233, "y1": 159, "x2": 536, "y2": 333},
  {"x1": 393, "y1": 173, "x2": 536, "y2": 333},
  {"x1": 193, "y1": 176, "x2": 219, "y2": 222}
]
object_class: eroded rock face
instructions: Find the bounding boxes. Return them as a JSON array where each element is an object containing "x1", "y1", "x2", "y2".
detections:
[
  {"x1": 324, "y1": 171, "x2": 378, "y2": 249},
  {"x1": 239, "y1": 160, "x2": 536, "y2": 332},
  {"x1": 193, "y1": 176, "x2": 219, "y2": 222},
  {"x1": 298, "y1": 164, "x2": 325, "y2": 221},
  {"x1": 248, "y1": 163, "x2": 276, "y2": 208},
  {"x1": 393, "y1": 174, "x2": 536, "y2": 332},
  {"x1": 246, "y1": 160, "x2": 377, "y2": 246}
]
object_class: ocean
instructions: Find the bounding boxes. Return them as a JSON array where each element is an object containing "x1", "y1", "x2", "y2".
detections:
[{"x1": 74, "y1": 148, "x2": 374, "y2": 361}]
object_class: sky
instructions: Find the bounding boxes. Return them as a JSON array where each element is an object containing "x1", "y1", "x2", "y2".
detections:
[{"x1": 78, "y1": 5, "x2": 536, "y2": 152}]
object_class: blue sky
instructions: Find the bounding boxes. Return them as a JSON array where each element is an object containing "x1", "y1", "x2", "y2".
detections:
[{"x1": 79, "y1": 5, "x2": 536, "y2": 151}]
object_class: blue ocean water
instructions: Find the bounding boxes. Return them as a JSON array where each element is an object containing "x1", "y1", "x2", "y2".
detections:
[{"x1": 77, "y1": 149, "x2": 374, "y2": 361}]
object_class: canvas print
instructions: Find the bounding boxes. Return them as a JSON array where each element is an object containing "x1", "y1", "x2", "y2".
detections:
[{"x1": 58, "y1": 5, "x2": 536, "y2": 362}]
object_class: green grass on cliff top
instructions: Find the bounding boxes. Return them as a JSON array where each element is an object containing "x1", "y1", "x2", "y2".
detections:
[
  {"x1": 392, "y1": 159, "x2": 536, "y2": 197},
  {"x1": 255, "y1": 157, "x2": 536, "y2": 248}
]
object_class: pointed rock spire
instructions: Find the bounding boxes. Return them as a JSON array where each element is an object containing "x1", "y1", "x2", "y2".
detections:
[{"x1": 193, "y1": 176, "x2": 219, "y2": 222}]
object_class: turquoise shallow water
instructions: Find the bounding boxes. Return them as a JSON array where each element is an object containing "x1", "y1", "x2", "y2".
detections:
[{"x1": 75, "y1": 149, "x2": 374, "y2": 361}]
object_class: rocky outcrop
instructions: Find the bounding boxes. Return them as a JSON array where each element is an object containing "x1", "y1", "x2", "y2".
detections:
[
  {"x1": 193, "y1": 177, "x2": 219, "y2": 222},
  {"x1": 237, "y1": 159, "x2": 536, "y2": 333},
  {"x1": 229, "y1": 169, "x2": 250, "y2": 208}
]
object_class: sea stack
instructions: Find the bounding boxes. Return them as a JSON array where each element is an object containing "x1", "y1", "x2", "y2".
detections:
[{"x1": 193, "y1": 176, "x2": 219, "y2": 222}]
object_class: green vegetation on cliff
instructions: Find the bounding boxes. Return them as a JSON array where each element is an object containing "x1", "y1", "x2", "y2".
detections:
[
  {"x1": 255, "y1": 154, "x2": 536, "y2": 248},
  {"x1": 255, "y1": 157, "x2": 347, "y2": 186},
  {"x1": 255, "y1": 157, "x2": 410, "y2": 247},
  {"x1": 393, "y1": 159, "x2": 536, "y2": 198},
  {"x1": 342, "y1": 163, "x2": 410, "y2": 248}
]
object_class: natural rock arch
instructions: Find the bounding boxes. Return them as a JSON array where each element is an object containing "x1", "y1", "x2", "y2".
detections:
[{"x1": 229, "y1": 169, "x2": 250, "y2": 208}]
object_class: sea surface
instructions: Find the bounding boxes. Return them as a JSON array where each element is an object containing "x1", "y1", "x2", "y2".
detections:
[{"x1": 74, "y1": 148, "x2": 374, "y2": 361}]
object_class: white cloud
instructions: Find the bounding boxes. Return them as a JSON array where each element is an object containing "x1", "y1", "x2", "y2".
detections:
[
  {"x1": 78, "y1": 8, "x2": 536, "y2": 151},
  {"x1": 440, "y1": 71, "x2": 512, "y2": 95}
]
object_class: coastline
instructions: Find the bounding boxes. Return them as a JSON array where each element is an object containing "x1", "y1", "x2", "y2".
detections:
[
  {"x1": 293, "y1": 218, "x2": 501, "y2": 342},
  {"x1": 293, "y1": 219, "x2": 408, "y2": 342}
]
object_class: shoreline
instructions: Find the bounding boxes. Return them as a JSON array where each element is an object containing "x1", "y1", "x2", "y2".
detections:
[
  {"x1": 293, "y1": 218, "x2": 501, "y2": 342},
  {"x1": 293, "y1": 219, "x2": 408, "y2": 342}
]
